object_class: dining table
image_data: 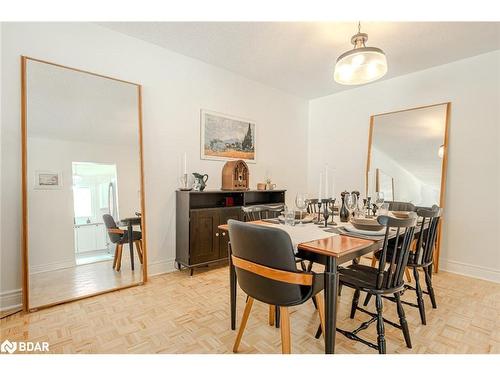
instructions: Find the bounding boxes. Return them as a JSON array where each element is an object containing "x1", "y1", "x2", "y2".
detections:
[{"x1": 218, "y1": 218, "x2": 384, "y2": 354}]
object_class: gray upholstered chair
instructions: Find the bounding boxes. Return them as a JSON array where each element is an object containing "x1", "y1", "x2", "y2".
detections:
[{"x1": 227, "y1": 219, "x2": 324, "y2": 354}]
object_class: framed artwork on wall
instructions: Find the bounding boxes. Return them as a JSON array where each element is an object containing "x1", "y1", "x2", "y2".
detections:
[
  {"x1": 200, "y1": 109, "x2": 256, "y2": 163},
  {"x1": 34, "y1": 171, "x2": 63, "y2": 190}
]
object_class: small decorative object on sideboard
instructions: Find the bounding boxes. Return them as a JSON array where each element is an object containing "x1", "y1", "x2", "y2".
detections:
[
  {"x1": 192, "y1": 173, "x2": 208, "y2": 191},
  {"x1": 265, "y1": 178, "x2": 276, "y2": 190},
  {"x1": 256, "y1": 182, "x2": 266, "y2": 190},
  {"x1": 340, "y1": 191, "x2": 350, "y2": 223},
  {"x1": 221, "y1": 159, "x2": 249, "y2": 190}
]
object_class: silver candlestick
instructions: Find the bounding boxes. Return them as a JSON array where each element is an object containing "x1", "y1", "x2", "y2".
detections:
[{"x1": 180, "y1": 173, "x2": 192, "y2": 191}]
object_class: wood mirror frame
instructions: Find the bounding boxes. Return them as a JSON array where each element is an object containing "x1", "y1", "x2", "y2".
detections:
[
  {"x1": 365, "y1": 102, "x2": 451, "y2": 272},
  {"x1": 21, "y1": 56, "x2": 148, "y2": 312}
]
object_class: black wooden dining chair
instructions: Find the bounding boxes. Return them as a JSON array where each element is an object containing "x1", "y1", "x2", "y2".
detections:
[
  {"x1": 335, "y1": 214, "x2": 417, "y2": 354},
  {"x1": 241, "y1": 204, "x2": 284, "y2": 221},
  {"x1": 386, "y1": 201, "x2": 416, "y2": 212},
  {"x1": 365, "y1": 206, "x2": 442, "y2": 322},
  {"x1": 227, "y1": 220, "x2": 325, "y2": 354},
  {"x1": 376, "y1": 206, "x2": 442, "y2": 325},
  {"x1": 103, "y1": 214, "x2": 144, "y2": 271},
  {"x1": 370, "y1": 201, "x2": 417, "y2": 281}
]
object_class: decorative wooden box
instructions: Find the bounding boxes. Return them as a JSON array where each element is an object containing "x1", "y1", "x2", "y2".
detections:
[{"x1": 221, "y1": 160, "x2": 249, "y2": 190}]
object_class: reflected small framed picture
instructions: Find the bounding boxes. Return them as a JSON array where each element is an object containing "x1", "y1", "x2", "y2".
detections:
[{"x1": 34, "y1": 171, "x2": 62, "y2": 190}]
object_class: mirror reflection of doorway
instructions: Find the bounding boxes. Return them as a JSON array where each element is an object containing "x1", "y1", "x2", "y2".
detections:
[{"x1": 72, "y1": 162, "x2": 118, "y2": 265}]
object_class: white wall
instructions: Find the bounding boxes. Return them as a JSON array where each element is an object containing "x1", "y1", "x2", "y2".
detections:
[
  {"x1": 27, "y1": 136, "x2": 141, "y2": 272},
  {"x1": 0, "y1": 22, "x2": 309, "y2": 309},
  {"x1": 308, "y1": 50, "x2": 500, "y2": 282}
]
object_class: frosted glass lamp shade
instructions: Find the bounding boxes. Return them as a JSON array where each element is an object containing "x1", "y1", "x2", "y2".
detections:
[{"x1": 334, "y1": 47, "x2": 387, "y2": 85}]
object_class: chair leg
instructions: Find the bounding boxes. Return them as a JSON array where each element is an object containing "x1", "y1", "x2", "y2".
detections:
[
  {"x1": 350, "y1": 289, "x2": 360, "y2": 319},
  {"x1": 299, "y1": 260, "x2": 306, "y2": 271},
  {"x1": 395, "y1": 292, "x2": 412, "y2": 348},
  {"x1": 314, "y1": 294, "x2": 325, "y2": 337},
  {"x1": 413, "y1": 267, "x2": 427, "y2": 325},
  {"x1": 233, "y1": 297, "x2": 254, "y2": 353},
  {"x1": 424, "y1": 267, "x2": 437, "y2": 309},
  {"x1": 279, "y1": 306, "x2": 291, "y2": 354},
  {"x1": 311, "y1": 296, "x2": 318, "y2": 310},
  {"x1": 306, "y1": 261, "x2": 314, "y2": 272},
  {"x1": 363, "y1": 292, "x2": 372, "y2": 306},
  {"x1": 370, "y1": 257, "x2": 377, "y2": 267},
  {"x1": 269, "y1": 305, "x2": 275, "y2": 326},
  {"x1": 405, "y1": 267, "x2": 412, "y2": 282},
  {"x1": 135, "y1": 240, "x2": 144, "y2": 264},
  {"x1": 112, "y1": 244, "x2": 119, "y2": 269},
  {"x1": 115, "y1": 244, "x2": 123, "y2": 272},
  {"x1": 375, "y1": 295, "x2": 386, "y2": 354}
]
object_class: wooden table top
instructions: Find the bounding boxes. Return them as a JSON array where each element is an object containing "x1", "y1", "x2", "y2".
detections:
[
  {"x1": 218, "y1": 220, "x2": 377, "y2": 258},
  {"x1": 118, "y1": 217, "x2": 141, "y2": 225}
]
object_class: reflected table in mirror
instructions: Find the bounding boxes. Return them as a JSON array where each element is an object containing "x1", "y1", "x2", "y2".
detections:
[{"x1": 117, "y1": 216, "x2": 142, "y2": 271}]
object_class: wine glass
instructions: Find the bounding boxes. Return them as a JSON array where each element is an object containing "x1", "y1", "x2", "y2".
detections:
[
  {"x1": 295, "y1": 193, "x2": 308, "y2": 223},
  {"x1": 374, "y1": 192, "x2": 385, "y2": 215},
  {"x1": 346, "y1": 193, "x2": 357, "y2": 220}
]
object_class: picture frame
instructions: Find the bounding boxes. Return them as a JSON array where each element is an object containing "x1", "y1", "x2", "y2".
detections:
[
  {"x1": 34, "y1": 170, "x2": 63, "y2": 190},
  {"x1": 200, "y1": 109, "x2": 256, "y2": 163}
]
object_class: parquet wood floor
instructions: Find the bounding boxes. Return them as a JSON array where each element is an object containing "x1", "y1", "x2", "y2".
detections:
[
  {"x1": 29, "y1": 260, "x2": 143, "y2": 308},
  {"x1": 1, "y1": 262, "x2": 499, "y2": 354}
]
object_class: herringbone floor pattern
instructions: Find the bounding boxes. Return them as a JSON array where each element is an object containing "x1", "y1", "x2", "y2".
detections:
[{"x1": 1, "y1": 263, "x2": 499, "y2": 354}]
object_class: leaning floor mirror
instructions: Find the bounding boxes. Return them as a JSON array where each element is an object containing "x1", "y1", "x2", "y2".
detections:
[
  {"x1": 366, "y1": 102, "x2": 450, "y2": 270},
  {"x1": 21, "y1": 57, "x2": 147, "y2": 311}
]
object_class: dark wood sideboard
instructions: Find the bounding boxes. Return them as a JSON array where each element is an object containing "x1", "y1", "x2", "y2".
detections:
[{"x1": 175, "y1": 189, "x2": 286, "y2": 275}]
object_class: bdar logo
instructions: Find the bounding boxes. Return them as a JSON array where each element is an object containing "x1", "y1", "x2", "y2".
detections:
[{"x1": 1, "y1": 339, "x2": 17, "y2": 354}]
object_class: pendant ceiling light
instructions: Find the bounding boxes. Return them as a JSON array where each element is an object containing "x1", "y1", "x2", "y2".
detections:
[{"x1": 334, "y1": 22, "x2": 388, "y2": 85}]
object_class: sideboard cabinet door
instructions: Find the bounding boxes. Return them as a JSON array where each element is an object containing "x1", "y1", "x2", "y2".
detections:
[
  {"x1": 218, "y1": 208, "x2": 242, "y2": 259},
  {"x1": 190, "y1": 209, "x2": 220, "y2": 265}
]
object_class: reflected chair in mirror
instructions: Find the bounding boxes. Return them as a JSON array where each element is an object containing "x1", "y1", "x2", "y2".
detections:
[
  {"x1": 227, "y1": 220, "x2": 325, "y2": 354},
  {"x1": 333, "y1": 214, "x2": 417, "y2": 354},
  {"x1": 103, "y1": 214, "x2": 143, "y2": 272},
  {"x1": 241, "y1": 204, "x2": 284, "y2": 221}
]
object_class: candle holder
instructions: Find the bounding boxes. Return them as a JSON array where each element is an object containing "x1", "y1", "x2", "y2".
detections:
[
  {"x1": 179, "y1": 173, "x2": 192, "y2": 191},
  {"x1": 316, "y1": 200, "x2": 323, "y2": 224},
  {"x1": 321, "y1": 198, "x2": 331, "y2": 228},
  {"x1": 329, "y1": 198, "x2": 338, "y2": 226}
]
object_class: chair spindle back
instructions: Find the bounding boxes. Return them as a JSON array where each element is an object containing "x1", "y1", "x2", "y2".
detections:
[{"x1": 376, "y1": 214, "x2": 417, "y2": 290}]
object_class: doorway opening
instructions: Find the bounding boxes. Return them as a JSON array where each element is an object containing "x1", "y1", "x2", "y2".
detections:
[{"x1": 72, "y1": 162, "x2": 119, "y2": 265}]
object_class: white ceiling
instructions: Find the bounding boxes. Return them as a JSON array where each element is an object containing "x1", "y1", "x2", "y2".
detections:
[
  {"x1": 26, "y1": 59, "x2": 139, "y2": 146},
  {"x1": 372, "y1": 104, "x2": 447, "y2": 189},
  {"x1": 99, "y1": 22, "x2": 500, "y2": 98}
]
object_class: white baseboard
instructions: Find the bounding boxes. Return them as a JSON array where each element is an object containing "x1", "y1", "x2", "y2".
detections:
[
  {"x1": 30, "y1": 259, "x2": 76, "y2": 274},
  {"x1": 440, "y1": 259, "x2": 500, "y2": 283},
  {"x1": 0, "y1": 289, "x2": 22, "y2": 312},
  {"x1": 148, "y1": 258, "x2": 176, "y2": 276}
]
